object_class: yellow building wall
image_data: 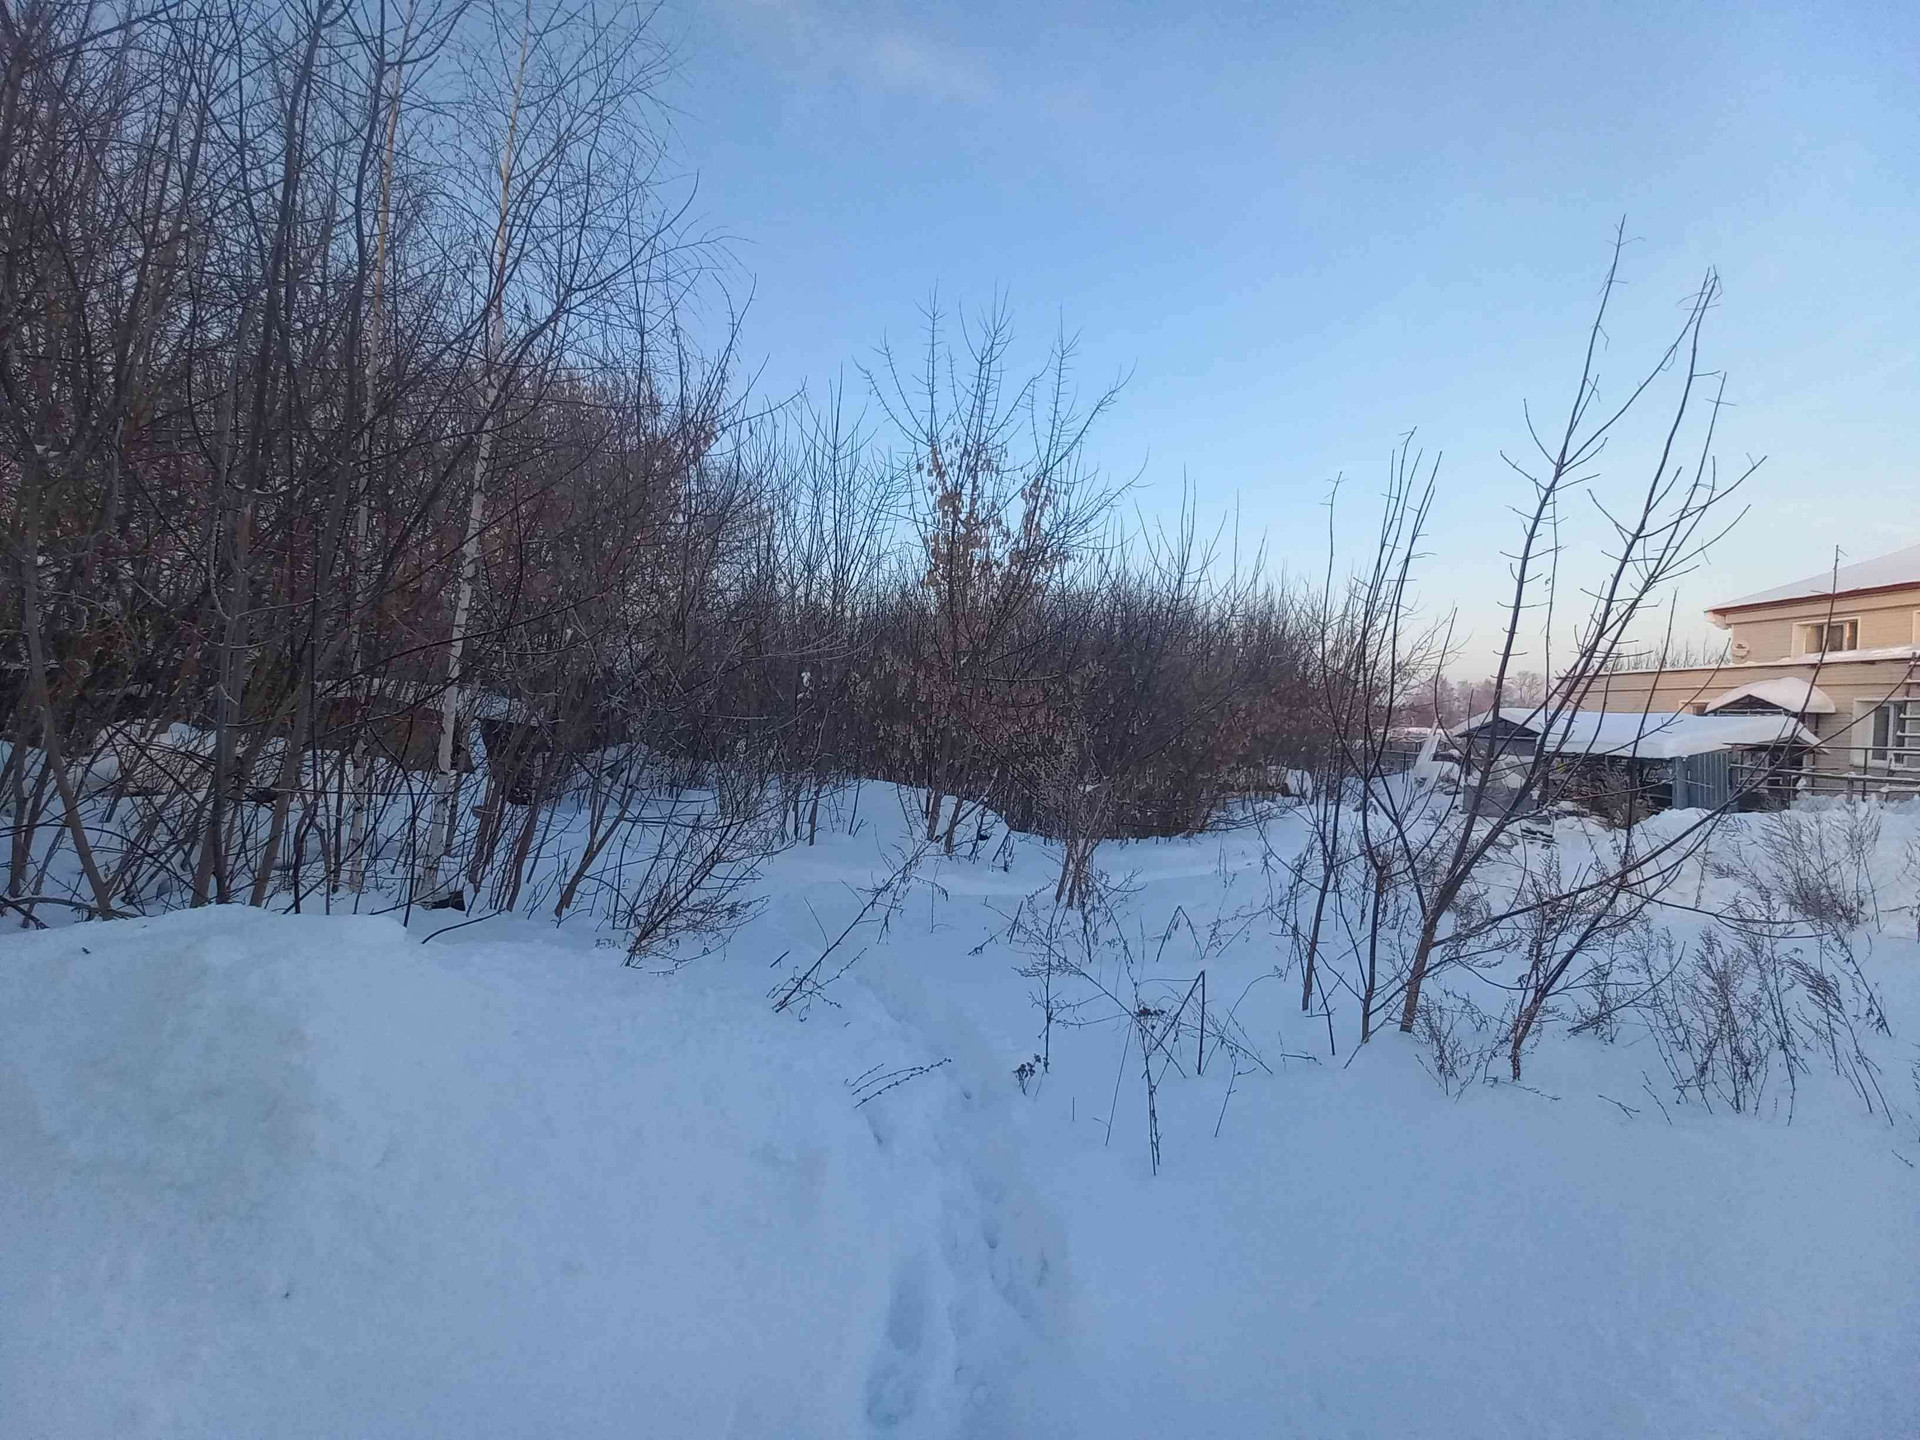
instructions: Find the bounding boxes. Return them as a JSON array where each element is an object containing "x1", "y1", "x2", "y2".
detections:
[{"x1": 1719, "y1": 585, "x2": 1920, "y2": 660}]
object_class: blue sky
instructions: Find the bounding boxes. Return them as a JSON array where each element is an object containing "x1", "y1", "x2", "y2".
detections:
[{"x1": 652, "y1": 0, "x2": 1919, "y2": 669}]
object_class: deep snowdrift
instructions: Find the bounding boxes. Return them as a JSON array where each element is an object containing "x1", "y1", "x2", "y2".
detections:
[{"x1": 3, "y1": 803, "x2": 1917, "y2": 1438}]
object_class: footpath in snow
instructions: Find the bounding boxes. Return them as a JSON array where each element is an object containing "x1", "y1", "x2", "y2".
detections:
[{"x1": 3, "y1": 799, "x2": 1917, "y2": 1438}]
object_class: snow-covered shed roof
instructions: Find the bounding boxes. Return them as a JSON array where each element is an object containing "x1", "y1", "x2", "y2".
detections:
[
  {"x1": 1453, "y1": 708, "x2": 1548, "y2": 735},
  {"x1": 1452, "y1": 708, "x2": 1816, "y2": 760},
  {"x1": 1715, "y1": 542, "x2": 1920, "y2": 612},
  {"x1": 1703, "y1": 678, "x2": 1837, "y2": 716}
]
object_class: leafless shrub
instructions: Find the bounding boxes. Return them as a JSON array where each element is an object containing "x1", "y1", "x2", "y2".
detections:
[
  {"x1": 1638, "y1": 915, "x2": 1891, "y2": 1120},
  {"x1": 620, "y1": 758, "x2": 782, "y2": 965},
  {"x1": 1003, "y1": 861, "x2": 1148, "y2": 1074},
  {"x1": 1733, "y1": 808, "x2": 1882, "y2": 938},
  {"x1": 1413, "y1": 987, "x2": 1500, "y2": 1096},
  {"x1": 1566, "y1": 936, "x2": 1636, "y2": 1043},
  {"x1": 769, "y1": 827, "x2": 933, "y2": 1014},
  {"x1": 1900, "y1": 835, "x2": 1920, "y2": 942},
  {"x1": 1781, "y1": 937, "x2": 1891, "y2": 1113},
  {"x1": 1641, "y1": 927, "x2": 1791, "y2": 1115},
  {"x1": 848, "y1": 1057, "x2": 951, "y2": 1108},
  {"x1": 1497, "y1": 842, "x2": 1653, "y2": 1079},
  {"x1": 1003, "y1": 865, "x2": 1267, "y2": 1172}
]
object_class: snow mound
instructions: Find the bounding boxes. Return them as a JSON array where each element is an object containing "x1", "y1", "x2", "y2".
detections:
[{"x1": 0, "y1": 909, "x2": 1057, "y2": 1439}]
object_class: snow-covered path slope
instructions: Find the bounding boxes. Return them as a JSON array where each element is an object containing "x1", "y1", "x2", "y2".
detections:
[{"x1": 3, "y1": 813, "x2": 1918, "y2": 1437}]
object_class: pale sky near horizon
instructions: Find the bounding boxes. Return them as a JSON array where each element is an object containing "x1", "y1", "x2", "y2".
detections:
[{"x1": 650, "y1": 0, "x2": 1919, "y2": 670}]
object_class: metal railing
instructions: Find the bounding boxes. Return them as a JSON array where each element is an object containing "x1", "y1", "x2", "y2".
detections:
[{"x1": 1732, "y1": 747, "x2": 1920, "y2": 803}]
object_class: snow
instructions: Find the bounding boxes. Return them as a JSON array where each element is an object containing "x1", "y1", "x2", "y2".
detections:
[
  {"x1": 1715, "y1": 541, "x2": 1920, "y2": 611},
  {"x1": 1704, "y1": 677, "x2": 1838, "y2": 714},
  {"x1": 1455, "y1": 707, "x2": 1818, "y2": 759},
  {"x1": 4, "y1": 792, "x2": 1918, "y2": 1438}
]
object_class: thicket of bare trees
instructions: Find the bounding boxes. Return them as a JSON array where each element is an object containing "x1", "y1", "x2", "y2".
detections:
[{"x1": 0, "y1": 0, "x2": 1332, "y2": 945}]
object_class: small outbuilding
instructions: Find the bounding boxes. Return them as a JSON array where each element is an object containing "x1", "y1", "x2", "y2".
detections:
[{"x1": 1450, "y1": 707, "x2": 1818, "y2": 816}]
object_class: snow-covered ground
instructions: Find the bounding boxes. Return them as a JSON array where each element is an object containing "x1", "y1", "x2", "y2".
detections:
[{"x1": 4, "y1": 788, "x2": 1917, "y2": 1438}]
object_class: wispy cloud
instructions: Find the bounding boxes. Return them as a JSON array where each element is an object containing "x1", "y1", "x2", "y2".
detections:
[{"x1": 711, "y1": 0, "x2": 997, "y2": 106}]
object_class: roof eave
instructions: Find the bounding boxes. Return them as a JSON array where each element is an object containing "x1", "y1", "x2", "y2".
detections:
[{"x1": 1711, "y1": 577, "x2": 1920, "y2": 618}]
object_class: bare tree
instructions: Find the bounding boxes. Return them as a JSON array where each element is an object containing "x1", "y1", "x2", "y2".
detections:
[
  {"x1": 867, "y1": 300, "x2": 1122, "y2": 854},
  {"x1": 1392, "y1": 229, "x2": 1758, "y2": 1038}
]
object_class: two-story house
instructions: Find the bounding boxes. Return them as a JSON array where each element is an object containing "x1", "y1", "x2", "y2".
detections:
[{"x1": 1580, "y1": 542, "x2": 1920, "y2": 786}]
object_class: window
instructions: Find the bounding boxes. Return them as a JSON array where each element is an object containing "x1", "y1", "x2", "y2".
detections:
[
  {"x1": 1864, "y1": 701, "x2": 1918, "y2": 768},
  {"x1": 1799, "y1": 618, "x2": 1858, "y2": 654}
]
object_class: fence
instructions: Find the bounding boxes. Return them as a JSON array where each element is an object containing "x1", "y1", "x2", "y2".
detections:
[
  {"x1": 1732, "y1": 746, "x2": 1920, "y2": 804},
  {"x1": 1671, "y1": 750, "x2": 1733, "y2": 811}
]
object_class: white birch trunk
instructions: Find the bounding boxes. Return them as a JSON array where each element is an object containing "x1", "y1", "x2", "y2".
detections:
[
  {"x1": 343, "y1": 492, "x2": 374, "y2": 894},
  {"x1": 417, "y1": 452, "x2": 487, "y2": 899},
  {"x1": 416, "y1": 16, "x2": 528, "y2": 903},
  {"x1": 346, "y1": 25, "x2": 411, "y2": 896}
]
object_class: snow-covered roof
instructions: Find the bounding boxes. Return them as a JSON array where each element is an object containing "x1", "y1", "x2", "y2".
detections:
[
  {"x1": 1453, "y1": 707, "x2": 1816, "y2": 760},
  {"x1": 1703, "y1": 678, "x2": 1837, "y2": 716},
  {"x1": 1453, "y1": 708, "x2": 1547, "y2": 735},
  {"x1": 1715, "y1": 542, "x2": 1920, "y2": 612}
]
